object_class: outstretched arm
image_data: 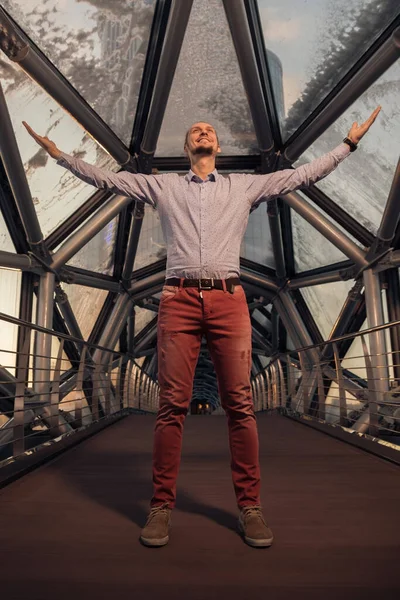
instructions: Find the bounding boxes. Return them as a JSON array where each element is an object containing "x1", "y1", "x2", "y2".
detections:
[
  {"x1": 245, "y1": 106, "x2": 381, "y2": 208},
  {"x1": 22, "y1": 122, "x2": 163, "y2": 208}
]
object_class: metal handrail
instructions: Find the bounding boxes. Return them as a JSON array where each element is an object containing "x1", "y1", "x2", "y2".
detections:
[
  {"x1": 273, "y1": 318, "x2": 400, "y2": 357},
  {"x1": 0, "y1": 312, "x2": 159, "y2": 468}
]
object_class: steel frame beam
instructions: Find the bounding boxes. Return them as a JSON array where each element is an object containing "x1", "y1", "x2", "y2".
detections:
[
  {"x1": 281, "y1": 191, "x2": 368, "y2": 268},
  {"x1": 121, "y1": 203, "x2": 145, "y2": 283},
  {"x1": 302, "y1": 186, "x2": 374, "y2": 248},
  {"x1": 52, "y1": 195, "x2": 130, "y2": 270},
  {"x1": 267, "y1": 200, "x2": 286, "y2": 279},
  {"x1": 0, "y1": 158, "x2": 29, "y2": 254},
  {"x1": 376, "y1": 157, "x2": 400, "y2": 245},
  {"x1": 385, "y1": 269, "x2": 400, "y2": 382},
  {"x1": 139, "y1": 0, "x2": 194, "y2": 165},
  {"x1": 130, "y1": 0, "x2": 173, "y2": 154},
  {"x1": 222, "y1": 0, "x2": 274, "y2": 155},
  {"x1": 289, "y1": 269, "x2": 350, "y2": 290},
  {"x1": 54, "y1": 284, "x2": 84, "y2": 343},
  {"x1": 0, "y1": 81, "x2": 44, "y2": 248},
  {"x1": 33, "y1": 272, "x2": 55, "y2": 401},
  {"x1": 0, "y1": 251, "x2": 41, "y2": 272},
  {"x1": 60, "y1": 268, "x2": 120, "y2": 293},
  {"x1": 243, "y1": 0, "x2": 282, "y2": 146},
  {"x1": 45, "y1": 189, "x2": 114, "y2": 252}
]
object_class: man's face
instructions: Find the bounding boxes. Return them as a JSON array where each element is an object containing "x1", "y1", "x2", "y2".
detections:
[{"x1": 184, "y1": 122, "x2": 221, "y2": 159}]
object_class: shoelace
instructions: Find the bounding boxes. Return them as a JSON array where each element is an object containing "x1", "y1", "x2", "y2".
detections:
[
  {"x1": 241, "y1": 506, "x2": 266, "y2": 524},
  {"x1": 146, "y1": 503, "x2": 170, "y2": 524}
]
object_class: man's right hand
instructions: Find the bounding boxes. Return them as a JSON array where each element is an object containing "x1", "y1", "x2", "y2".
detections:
[{"x1": 22, "y1": 121, "x2": 62, "y2": 159}]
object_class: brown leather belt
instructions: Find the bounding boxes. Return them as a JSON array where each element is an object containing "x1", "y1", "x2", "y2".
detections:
[{"x1": 165, "y1": 277, "x2": 241, "y2": 293}]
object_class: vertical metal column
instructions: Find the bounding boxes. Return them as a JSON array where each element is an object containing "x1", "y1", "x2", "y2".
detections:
[
  {"x1": 363, "y1": 269, "x2": 389, "y2": 433},
  {"x1": 33, "y1": 272, "x2": 55, "y2": 402},
  {"x1": 385, "y1": 269, "x2": 400, "y2": 383}
]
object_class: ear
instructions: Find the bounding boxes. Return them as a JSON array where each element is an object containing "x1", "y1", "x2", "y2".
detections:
[{"x1": 217, "y1": 145, "x2": 221, "y2": 154}]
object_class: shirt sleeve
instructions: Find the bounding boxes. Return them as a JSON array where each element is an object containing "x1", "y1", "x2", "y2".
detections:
[
  {"x1": 56, "y1": 152, "x2": 166, "y2": 208},
  {"x1": 244, "y1": 143, "x2": 351, "y2": 208}
]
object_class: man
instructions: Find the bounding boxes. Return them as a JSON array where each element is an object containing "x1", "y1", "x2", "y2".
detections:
[{"x1": 24, "y1": 106, "x2": 381, "y2": 548}]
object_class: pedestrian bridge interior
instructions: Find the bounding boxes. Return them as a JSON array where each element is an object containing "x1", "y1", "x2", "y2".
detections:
[{"x1": 0, "y1": 1, "x2": 399, "y2": 598}]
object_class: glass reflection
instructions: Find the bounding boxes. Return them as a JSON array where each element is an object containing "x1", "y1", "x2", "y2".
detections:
[
  {"x1": 157, "y1": 0, "x2": 258, "y2": 156},
  {"x1": 0, "y1": 268, "x2": 21, "y2": 376},
  {"x1": 2, "y1": 0, "x2": 156, "y2": 144},
  {"x1": 296, "y1": 62, "x2": 400, "y2": 234},
  {"x1": 61, "y1": 283, "x2": 108, "y2": 341},
  {"x1": 134, "y1": 306, "x2": 156, "y2": 336},
  {"x1": 0, "y1": 210, "x2": 15, "y2": 252},
  {"x1": 67, "y1": 217, "x2": 118, "y2": 275},
  {"x1": 292, "y1": 191, "x2": 361, "y2": 272},
  {"x1": 0, "y1": 56, "x2": 118, "y2": 237},
  {"x1": 241, "y1": 205, "x2": 275, "y2": 267},
  {"x1": 301, "y1": 279, "x2": 354, "y2": 339},
  {"x1": 257, "y1": 0, "x2": 399, "y2": 139},
  {"x1": 134, "y1": 206, "x2": 166, "y2": 271}
]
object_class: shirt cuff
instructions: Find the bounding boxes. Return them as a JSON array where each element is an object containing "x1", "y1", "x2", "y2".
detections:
[
  {"x1": 56, "y1": 151, "x2": 74, "y2": 165},
  {"x1": 334, "y1": 142, "x2": 351, "y2": 159}
]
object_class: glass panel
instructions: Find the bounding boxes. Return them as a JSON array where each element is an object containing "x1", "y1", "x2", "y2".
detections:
[
  {"x1": 134, "y1": 306, "x2": 156, "y2": 336},
  {"x1": 3, "y1": 0, "x2": 156, "y2": 144},
  {"x1": 324, "y1": 319, "x2": 369, "y2": 423},
  {"x1": 291, "y1": 192, "x2": 361, "y2": 272},
  {"x1": 67, "y1": 217, "x2": 118, "y2": 275},
  {"x1": 257, "y1": 0, "x2": 400, "y2": 139},
  {"x1": 60, "y1": 390, "x2": 92, "y2": 426},
  {"x1": 301, "y1": 279, "x2": 354, "y2": 339},
  {"x1": 134, "y1": 206, "x2": 167, "y2": 271},
  {"x1": 50, "y1": 337, "x2": 72, "y2": 375},
  {"x1": 0, "y1": 55, "x2": 118, "y2": 237},
  {"x1": 241, "y1": 206, "x2": 275, "y2": 267},
  {"x1": 157, "y1": 0, "x2": 258, "y2": 156},
  {"x1": 0, "y1": 268, "x2": 21, "y2": 376},
  {"x1": 295, "y1": 61, "x2": 400, "y2": 234},
  {"x1": 61, "y1": 284, "x2": 108, "y2": 341},
  {"x1": 0, "y1": 210, "x2": 15, "y2": 252}
]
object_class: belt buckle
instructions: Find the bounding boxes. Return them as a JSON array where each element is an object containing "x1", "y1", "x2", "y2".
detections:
[{"x1": 199, "y1": 278, "x2": 214, "y2": 290}]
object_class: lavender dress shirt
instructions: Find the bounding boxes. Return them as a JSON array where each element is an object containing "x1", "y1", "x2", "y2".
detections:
[{"x1": 57, "y1": 143, "x2": 350, "y2": 280}]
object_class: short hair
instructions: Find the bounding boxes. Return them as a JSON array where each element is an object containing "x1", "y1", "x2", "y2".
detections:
[{"x1": 184, "y1": 124, "x2": 219, "y2": 148}]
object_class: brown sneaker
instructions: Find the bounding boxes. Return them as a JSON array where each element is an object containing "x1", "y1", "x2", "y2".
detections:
[
  {"x1": 238, "y1": 505, "x2": 274, "y2": 548},
  {"x1": 140, "y1": 502, "x2": 171, "y2": 547}
]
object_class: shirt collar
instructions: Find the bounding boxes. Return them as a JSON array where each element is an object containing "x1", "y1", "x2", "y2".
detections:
[{"x1": 185, "y1": 168, "x2": 218, "y2": 183}]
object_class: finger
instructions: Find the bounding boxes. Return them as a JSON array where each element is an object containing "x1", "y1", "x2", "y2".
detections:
[
  {"x1": 365, "y1": 106, "x2": 381, "y2": 126},
  {"x1": 22, "y1": 121, "x2": 42, "y2": 141}
]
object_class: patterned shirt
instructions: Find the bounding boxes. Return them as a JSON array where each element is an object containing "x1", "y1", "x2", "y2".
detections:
[{"x1": 57, "y1": 143, "x2": 350, "y2": 279}]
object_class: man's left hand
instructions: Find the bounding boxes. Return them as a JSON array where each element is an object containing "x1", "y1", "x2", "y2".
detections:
[{"x1": 347, "y1": 106, "x2": 381, "y2": 145}]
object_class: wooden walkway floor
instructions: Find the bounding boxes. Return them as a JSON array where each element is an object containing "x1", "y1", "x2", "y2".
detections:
[{"x1": 1, "y1": 412, "x2": 399, "y2": 600}]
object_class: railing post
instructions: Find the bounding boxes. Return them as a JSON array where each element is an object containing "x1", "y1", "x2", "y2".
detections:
[
  {"x1": 265, "y1": 368, "x2": 272, "y2": 410},
  {"x1": 286, "y1": 353, "x2": 295, "y2": 407},
  {"x1": 92, "y1": 362, "x2": 101, "y2": 422},
  {"x1": 13, "y1": 333, "x2": 30, "y2": 457},
  {"x1": 361, "y1": 335, "x2": 380, "y2": 437},
  {"x1": 333, "y1": 343, "x2": 347, "y2": 426},
  {"x1": 49, "y1": 338, "x2": 63, "y2": 434},
  {"x1": 115, "y1": 356, "x2": 123, "y2": 411},
  {"x1": 277, "y1": 359, "x2": 286, "y2": 407},
  {"x1": 75, "y1": 344, "x2": 86, "y2": 429},
  {"x1": 315, "y1": 359, "x2": 326, "y2": 421}
]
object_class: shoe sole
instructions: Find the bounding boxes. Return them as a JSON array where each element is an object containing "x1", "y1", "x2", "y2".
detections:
[
  {"x1": 140, "y1": 534, "x2": 169, "y2": 547},
  {"x1": 238, "y1": 520, "x2": 273, "y2": 548}
]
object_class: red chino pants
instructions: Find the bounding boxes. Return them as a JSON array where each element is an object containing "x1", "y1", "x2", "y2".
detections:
[{"x1": 151, "y1": 282, "x2": 261, "y2": 509}]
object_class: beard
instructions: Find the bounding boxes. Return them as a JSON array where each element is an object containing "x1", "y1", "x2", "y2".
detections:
[{"x1": 192, "y1": 144, "x2": 214, "y2": 156}]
